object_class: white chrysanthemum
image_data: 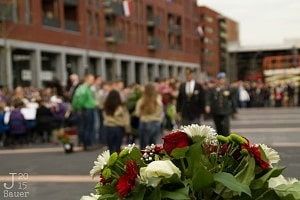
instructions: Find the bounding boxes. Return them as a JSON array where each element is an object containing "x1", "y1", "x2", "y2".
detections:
[
  {"x1": 90, "y1": 150, "x2": 110, "y2": 178},
  {"x1": 181, "y1": 124, "x2": 217, "y2": 143},
  {"x1": 80, "y1": 193, "x2": 101, "y2": 200},
  {"x1": 269, "y1": 175, "x2": 299, "y2": 189},
  {"x1": 260, "y1": 144, "x2": 280, "y2": 165}
]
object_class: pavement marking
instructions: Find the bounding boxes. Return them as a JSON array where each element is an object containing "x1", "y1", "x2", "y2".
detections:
[
  {"x1": 231, "y1": 119, "x2": 300, "y2": 125},
  {"x1": 0, "y1": 147, "x2": 82, "y2": 155},
  {"x1": 0, "y1": 175, "x2": 94, "y2": 183},
  {"x1": 271, "y1": 143, "x2": 300, "y2": 148},
  {"x1": 232, "y1": 127, "x2": 300, "y2": 134}
]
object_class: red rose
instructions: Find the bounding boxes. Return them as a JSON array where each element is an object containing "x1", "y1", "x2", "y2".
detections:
[
  {"x1": 163, "y1": 131, "x2": 190, "y2": 155},
  {"x1": 154, "y1": 144, "x2": 164, "y2": 154}
]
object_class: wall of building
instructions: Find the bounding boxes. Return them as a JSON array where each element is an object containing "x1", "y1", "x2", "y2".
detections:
[
  {"x1": 197, "y1": 6, "x2": 221, "y2": 77},
  {"x1": 0, "y1": 0, "x2": 238, "y2": 88}
]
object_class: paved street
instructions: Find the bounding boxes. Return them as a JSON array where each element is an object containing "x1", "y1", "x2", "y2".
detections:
[{"x1": 0, "y1": 107, "x2": 299, "y2": 200}]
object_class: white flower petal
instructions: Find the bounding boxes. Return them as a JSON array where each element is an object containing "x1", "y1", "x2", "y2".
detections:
[
  {"x1": 269, "y1": 175, "x2": 299, "y2": 189},
  {"x1": 139, "y1": 160, "x2": 181, "y2": 187},
  {"x1": 260, "y1": 144, "x2": 280, "y2": 165},
  {"x1": 181, "y1": 124, "x2": 217, "y2": 144},
  {"x1": 90, "y1": 150, "x2": 110, "y2": 178}
]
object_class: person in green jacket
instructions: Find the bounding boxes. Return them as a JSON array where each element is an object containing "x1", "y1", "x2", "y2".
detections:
[{"x1": 72, "y1": 74, "x2": 96, "y2": 150}]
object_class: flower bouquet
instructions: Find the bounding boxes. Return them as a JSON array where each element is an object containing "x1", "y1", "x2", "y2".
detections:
[
  {"x1": 57, "y1": 131, "x2": 73, "y2": 153},
  {"x1": 82, "y1": 125, "x2": 300, "y2": 200}
]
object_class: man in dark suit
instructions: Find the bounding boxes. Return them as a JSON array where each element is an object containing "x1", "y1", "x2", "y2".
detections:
[
  {"x1": 176, "y1": 69, "x2": 205, "y2": 126},
  {"x1": 205, "y1": 73, "x2": 234, "y2": 136}
]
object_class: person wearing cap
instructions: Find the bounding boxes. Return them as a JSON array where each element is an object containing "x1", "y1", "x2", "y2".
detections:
[
  {"x1": 176, "y1": 69, "x2": 205, "y2": 126},
  {"x1": 205, "y1": 72, "x2": 234, "y2": 136}
]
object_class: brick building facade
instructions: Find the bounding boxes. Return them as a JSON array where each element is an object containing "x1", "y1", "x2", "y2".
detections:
[
  {"x1": 0, "y1": 0, "x2": 238, "y2": 88},
  {"x1": 198, "y1": 6, "x2": 239, "y2": 78}
]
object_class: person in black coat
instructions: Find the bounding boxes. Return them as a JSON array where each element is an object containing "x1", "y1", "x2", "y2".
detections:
[
  {"x1": 36, "y1": 100, "x2": 55, "y2": 143},
  {"x1": 176, "y1": 69, "x2": 205, "y2": 126},
  {"x1": 205, "y1": 73, "x2": 234, "y2": 136}
]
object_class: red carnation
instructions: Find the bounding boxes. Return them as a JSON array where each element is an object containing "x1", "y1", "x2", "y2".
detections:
[
  {"x1": 242, "y1": 143, "x2": 270, "y2": 170},
  {"x1": 116, "y1": 160, "x2": 138, "y2": 198},
  {"x1": 163, "y1": 131, "x2": 190, "y2": 155},
  {"x1": 125, "y1": 160, "x2": 138, "y2": 179},
  {"x1": 116, "y1": 175, "x2": 134, "y2": 198}
]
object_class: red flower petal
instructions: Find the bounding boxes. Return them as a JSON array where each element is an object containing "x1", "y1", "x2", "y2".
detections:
[
  {"x1": 116, "y1": 175, "x2": 134, "y2": 198},
  {"x1": 242, "y1": 143, "x2": 270, "y2": 170}
]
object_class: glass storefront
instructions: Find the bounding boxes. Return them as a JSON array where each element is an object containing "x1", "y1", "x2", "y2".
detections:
[{"x1": 12, "y1": 49, "x2": 32, "y2": 88}]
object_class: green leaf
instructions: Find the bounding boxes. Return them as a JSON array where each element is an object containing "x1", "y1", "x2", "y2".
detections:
[
  {"x1": 127, "y1": 147, "x2": 143, "y2": 162},
  {"x1": 235, "y1": 157, "x2": 255, "y2": 185},
  {"x1": 214, "y1": 172, "x2": 251, "y2": 197},
  {"x1": 192, "y1": 135, "x2": 205, "y2": 143},
  {"x1": 251, "y1": 167, "x2": 285, "y2": 189},
  {"x1": 145, "y1": 187, "x2": 161, "y2": 200},
  {"x1": 237, "y1": 189, "x2": 280, "y2": 200},
  {"x1": 187, "y1": 143, "x2": 213, "y2": 172},
  {"x1": 127, "y1": 184, "x2": 146, "y2": 200},
  {"x1": 96, "y1": 184, "x2": 115, "y2": 195},
  {"x1": 97, "y1": 193, "x2": 118, "y2": 200},
  {"x1": 192, "y1": 164, "x2": 214, "y2": 191},
  {"x1": 161, "y1": 187, "x2": 190, "y2": 200},
  {"x1": 171, "y1": 147, "x2": 189, "y2": 159}
]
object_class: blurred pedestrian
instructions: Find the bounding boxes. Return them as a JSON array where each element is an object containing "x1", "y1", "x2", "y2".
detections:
[
  {"x1": 36, "y1": 100, "x2": 54, "y2": 143},
  {"x1": 238, "y1": 81, "x2": 250, "y2": 108},
  {"x1": 206, "y1": 73, "x2": 234, "y2": 136},
  {"x1": 135, "y1": 83, "x2": 163, "y2": 149},
  {"x1": 72, "y1": 74, "x2": 96, "y2": 150},
  {"x1": 103, "y1": 90, "x2": 130, "y2": 153},
  {"x1": 274, "y1": 84, "x2": 284, "y2": 107},
  {"x1": 286, "y1": 83, "x2": 295, "y2": 107},
  {"x1": 9, "y1": 99, "x2": 27, "y2": 145},
  {"x1": 0, "y1": 102, "x2": 9, "y2": 147},
  {"x1": 176, "y1": 69, "x2": 205, "y2": 125}
]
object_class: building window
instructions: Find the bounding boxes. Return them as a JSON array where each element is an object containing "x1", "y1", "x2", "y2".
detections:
[
  {"x1": 42, "y1": 0, "x2": 60, "y2": 28},
  {"x1": 64, "y1": 0, "x2": 79, "y2": 31},
  {"x1": 205, "y1": 27, "x2": 213, "y2": 34},
  {"x1": 205, "y1": 16, "x2": 213, "y2": 23},
  {"x1": 0, "y1": 0, "x2": 18, "y2": 22}
]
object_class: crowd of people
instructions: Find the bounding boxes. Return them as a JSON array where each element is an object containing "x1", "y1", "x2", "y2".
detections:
[{"x1": 0, "y1": 70, "x2": 299, "y2": 151}]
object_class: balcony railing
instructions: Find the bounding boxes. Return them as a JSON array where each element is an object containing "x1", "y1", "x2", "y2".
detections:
[
  {"x1": 148, "y1": 37, "x2": 161, "y2": 51},
  {"x1": 147, "y1": 15, "x2": 160, "y2": 27},
  {"x1": 43, "y1": 17, "x2": 60, "y2": 28},
  {"x1": 103, "y1": 0, "x2": 123, "y2": 16},
  {"x1": 169, "y1": 24, "x2": 182, "y2": 35},
  {"x1": 105, "y1": 29, "x2": 123, "y2": 43},
  {"x1": 65, "y1": 20, "x2": 79, "y2": 31}
]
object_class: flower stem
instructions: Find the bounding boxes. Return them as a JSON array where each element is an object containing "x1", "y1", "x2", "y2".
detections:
[
  {"x1": 180, "y1": 158, "x2": 187, "y2": 176},
  {"x1": 254, "y1": 189, "x2": 271, "y2": 200},
  {"x1": 233, "y1": 156, "x2": 247, "y2": 175}
]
